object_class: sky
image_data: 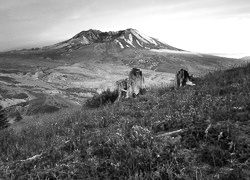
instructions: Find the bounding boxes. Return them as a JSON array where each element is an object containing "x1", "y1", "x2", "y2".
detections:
[{"x1": 0, "y1": 0, "x2": 250, "y2": 58}]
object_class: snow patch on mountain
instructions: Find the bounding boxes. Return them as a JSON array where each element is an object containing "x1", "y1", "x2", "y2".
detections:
[
  {"x1": 130, "y1": 29, "x2": 148, "y2": 44},
  {"x1": 131, "y1": 29, "x2": 158, "y2": 45},
  {"x1": 120, "y1": 35, "x2": 135, "y2": 48},
  {"x1": 129, "y1": 34, "x2": 133, "y2": 42},
  {"x1": 114, "y1": 39, "x2": 124, "y2": 49},
  {"x1": 155, "y1": 39, "x2": 168, "y2": 46},
  {"x1": 150, "y1": 49, "x2": 203, "y2": 57},
  {"x1": 80, "y1": 36, "x2": 90, "y2": 44},
  {"x1": 136, "y1": 40, "x2": 143, "y2": 47}
]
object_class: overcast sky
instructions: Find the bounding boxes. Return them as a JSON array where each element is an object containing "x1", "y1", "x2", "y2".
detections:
[{"x1": 0, "y1": 0, "x2": 249, "y2": 58}]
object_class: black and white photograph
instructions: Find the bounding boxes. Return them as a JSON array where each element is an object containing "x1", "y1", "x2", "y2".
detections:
[{"x1": 0, "y1": 0, "x2": 249, "y2": 179}]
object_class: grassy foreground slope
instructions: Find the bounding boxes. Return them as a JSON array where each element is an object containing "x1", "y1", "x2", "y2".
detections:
[{"x1": 0, "y1": 63, "x2": 250, "y2": 179}]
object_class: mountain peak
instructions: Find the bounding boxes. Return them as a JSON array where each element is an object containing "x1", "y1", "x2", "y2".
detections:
[
  {"x1": 124, "y1": 28, "x2": 136, "y2": 31},
  {"x1": 47, "y1": 28, "x2": 182, "y2": 51}
]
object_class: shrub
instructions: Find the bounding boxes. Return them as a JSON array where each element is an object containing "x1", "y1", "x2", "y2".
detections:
[
  {"x1": 15, "y1": 112, "x2": 23, "y2": 122},
  {"x1": 199, "y1": 145, "x2": 229, "y2": 167},
  {"x1": 84, "y1": 89, "x2": 118, "y2": 108},
  {"x1": 13, "y1": 93, "x2": 28, "y2": 99}
]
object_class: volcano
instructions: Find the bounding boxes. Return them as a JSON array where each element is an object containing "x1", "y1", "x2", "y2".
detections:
[{"x1": 45, "y1": 28, "x2": 182, "y2": 51}]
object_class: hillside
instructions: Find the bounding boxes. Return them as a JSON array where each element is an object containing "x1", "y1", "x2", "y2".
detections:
[
  {"x1": 241, "y1": 56, "x2": 250, "y2": 61},
  {"x1": 0, "y1": 63, "x2": 249, "y2": 179}
]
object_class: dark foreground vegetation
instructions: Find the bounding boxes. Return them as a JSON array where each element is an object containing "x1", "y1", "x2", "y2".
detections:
[{"x1": 0, "y1": 63, "x2": 250, "y2": 179}]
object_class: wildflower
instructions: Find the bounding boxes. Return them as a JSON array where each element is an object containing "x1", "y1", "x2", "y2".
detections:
[
  {"x1": 132, "y1": 125, "x2": 150, "y2": 133},
  {"x1": 205, "y1": 124, "x2": 211, "y2": 137},
  {"x1": 218, "y1": 132, "x2": 223, "y2": 140},
  {"x1": 115, "y1": 132, "x2": 122, "y2": 136},
  {"x1": 111, "y1": 162, "x2": 120, "y2": 169},
  {"x1": 154, "y1": 171, "x2": 160, "y2": 177},
  {"x1": 228, "y1": 141, "x2": 234, "y2": 150},
  {"x1": 233, "y1": 106, "x2": 243, "y2": 110}
]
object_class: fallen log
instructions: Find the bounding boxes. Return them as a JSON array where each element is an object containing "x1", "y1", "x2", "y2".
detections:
[
  {"x1": 20, "y1": 153, "x2": 43, "y2": 162},
  {"x1": 155, "y1": 128, "x2": 188, "y2": 138}
]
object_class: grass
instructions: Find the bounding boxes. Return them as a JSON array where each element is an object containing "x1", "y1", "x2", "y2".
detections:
[{"x1": 0, "y1": 63, "x2": 250, "y2": 179}]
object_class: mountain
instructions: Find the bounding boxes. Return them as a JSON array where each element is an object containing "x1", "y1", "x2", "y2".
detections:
[
  {"x1": 0, "y1": 28, "x2": 246, "y2": 119},
  {"x1": 45, "y1": 28, "x2": 182, "y2": 51}
]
